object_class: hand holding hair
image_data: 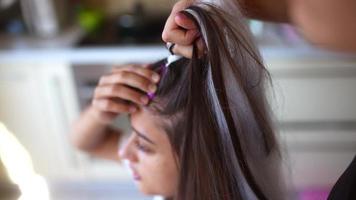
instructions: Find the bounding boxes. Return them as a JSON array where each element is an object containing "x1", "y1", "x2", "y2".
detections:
[{"x1": 162, "y1": 0, "x2": 205, "y2": 58}]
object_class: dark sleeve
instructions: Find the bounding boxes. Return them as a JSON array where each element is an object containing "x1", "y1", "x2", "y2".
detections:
[{"x1": 328, "y1": 155, "x2": 356, "y2": 200}]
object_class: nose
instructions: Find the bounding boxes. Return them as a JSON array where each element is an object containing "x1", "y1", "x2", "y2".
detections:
[{"x1": 118, "y1": 135, "x2": 138, "y2": 162}]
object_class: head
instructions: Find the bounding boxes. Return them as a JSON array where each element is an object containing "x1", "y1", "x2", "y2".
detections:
[
  {"x1": 118, "y1": 58, "x2": 190, "y2": 197},
  {"x1": 120, "y1": 3, "x2": 284, "y2": 200}
]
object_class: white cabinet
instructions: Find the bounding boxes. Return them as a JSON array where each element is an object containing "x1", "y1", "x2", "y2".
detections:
[
  {"x1": 267, "y1": 57, "x2": 356, "y2": 189},
  {"x1": 0, "y1": 61, "x2": 84, "y2": 180}
]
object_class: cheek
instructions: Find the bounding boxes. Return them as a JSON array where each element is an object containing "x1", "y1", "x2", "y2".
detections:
[{"x1": 137, "y1": 153, "x2": 179, "y2": 196}]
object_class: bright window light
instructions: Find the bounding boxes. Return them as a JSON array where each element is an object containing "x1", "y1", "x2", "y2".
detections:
[{"x1": 0, "y1": 122, "x2": 50, "y2": 200}]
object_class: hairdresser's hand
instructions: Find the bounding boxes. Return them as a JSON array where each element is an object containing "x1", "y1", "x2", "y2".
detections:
[
  {"x1": 162, "y1": 0, "x2": 205, "y2": 58},
  {"x1": 90, "y1": 64, "x2": 160, "y2": 124}
]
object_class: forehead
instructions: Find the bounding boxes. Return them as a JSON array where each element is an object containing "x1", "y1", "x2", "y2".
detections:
[{"x1": 130, "y1": 107, "x2": 169, "y2": 144}]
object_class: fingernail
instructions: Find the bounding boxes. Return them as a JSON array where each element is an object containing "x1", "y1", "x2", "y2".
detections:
[
  {"x1": 130, "y1": 106, "x2": 137, "y2": 113},
  {"x1": 149, "y1": 84, "x2": 157, "y2": 93},
  {"x1": 152, "y1": 74, "x2": 160, "y2": 82},
  {"x1": 140, "y1": 96, "x2": 149, "y2": 104}
]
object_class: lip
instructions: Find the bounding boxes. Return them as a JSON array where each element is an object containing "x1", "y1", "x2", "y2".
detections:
[
  {"x1": 129, "y1": 165, "x2": 141, "y2": 181},
  {"x1": 132, "y1": 171, "x2": 141, "y2": 181}
]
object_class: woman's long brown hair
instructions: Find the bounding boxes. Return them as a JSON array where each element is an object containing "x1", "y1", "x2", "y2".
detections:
[{"x1": 148, "y1": 3, "x2": 285, "y2": 200}]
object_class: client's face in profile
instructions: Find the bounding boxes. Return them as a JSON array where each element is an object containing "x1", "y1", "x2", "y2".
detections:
[{"x1": 119, "y1": 107, "x2": 178, "y2": 197}]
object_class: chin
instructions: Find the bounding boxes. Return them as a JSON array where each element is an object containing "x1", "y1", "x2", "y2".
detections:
[
  {"x1": 136, "y1": 183, "x2": 173, "y2": 197},
  {"x1": 136, "y1": 182, "x2": 155, "y2": 195}
]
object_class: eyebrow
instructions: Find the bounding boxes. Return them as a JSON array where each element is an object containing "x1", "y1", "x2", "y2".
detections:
[{"x1": 131, "y1": 126, "x2": 156, "y2": 145}]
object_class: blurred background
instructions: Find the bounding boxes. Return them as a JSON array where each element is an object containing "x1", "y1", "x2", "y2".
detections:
[{"x1": 0, "y1": 0, "x2": 356, "y2": 200}]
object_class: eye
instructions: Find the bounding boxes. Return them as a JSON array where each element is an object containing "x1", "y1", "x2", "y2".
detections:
[{"x1": 135, "y1": 139, "x2": 152, "y2": 153}]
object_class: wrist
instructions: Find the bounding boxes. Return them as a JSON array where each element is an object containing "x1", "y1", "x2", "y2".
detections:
[{"x1": 86, "y1": 106, "x2": 113, "y2": 126}]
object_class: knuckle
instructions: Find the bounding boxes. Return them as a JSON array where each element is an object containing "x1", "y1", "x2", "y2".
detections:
[
  {"x1": 91, "y1": 99, "x2": 98, "y2": 107},
  {"x1": 117, "y1": 71, "x2": 125, "y2": 80},
  {"x1": 108, "y1": 85, "x2": 118, "y2": 94},
  {"x1": 162, "y1": 32, "x2": 169, "y2": 42},
  {"x1": 94, "y1": 85, "x2": 106, "y2": 97},
  {"x1": 113, "y1": 73, "x2": 122, "y2": 83},
  {"x1": 102, "y1": 100, "x2": 112, "y2": 110},
  {"x1": 98, "y1": 76, "x2": 106, "y2": 85},
  {"x1": 93, "y1": 87, "x2": 100, "y2": 97}
]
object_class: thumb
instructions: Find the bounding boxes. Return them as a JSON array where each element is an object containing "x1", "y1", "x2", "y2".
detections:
[{"x1": 175, "y1": 12, "x2": 198, "y2": 30}]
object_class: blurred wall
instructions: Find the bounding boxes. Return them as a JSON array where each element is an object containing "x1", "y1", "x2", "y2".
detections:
[{"x1": 83, "y1": 0, "x2": 177, "y2": 16}]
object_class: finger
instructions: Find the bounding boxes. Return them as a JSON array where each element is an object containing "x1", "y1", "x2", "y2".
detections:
[
  {"x1": 92, "y1": 98, "x2": 137, "y2": 114},
  {"x1": 123, "y1": 65, "x2": 160, "y2": 83},
  {"x1": 111, "y1": 64, "x2": 160, "y2": 83},
  {"x1": 162, "y1": 2, "x2": 198, "y2": 45},
  {"x1": 99, "y1": 71, "x2": 157, "y2": 94},
  {"x1": 162, "y1": 23, "x2": 199, "y2": 45},
  {"x1": 175, "y1": 12, "x2": 198, "y2": 30},
  {"x1": 172, "y1": 44, "x2": 193, "y2": 59},
  {"x1": 94, "y1": 84, "x2": 149, "y2": 105},
  {"x1": 162, "y1": 13, "x2": 177, "y2": 43},
  {"x1": 172, "y1": 37, "x2": 206, "y2": 59}
]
